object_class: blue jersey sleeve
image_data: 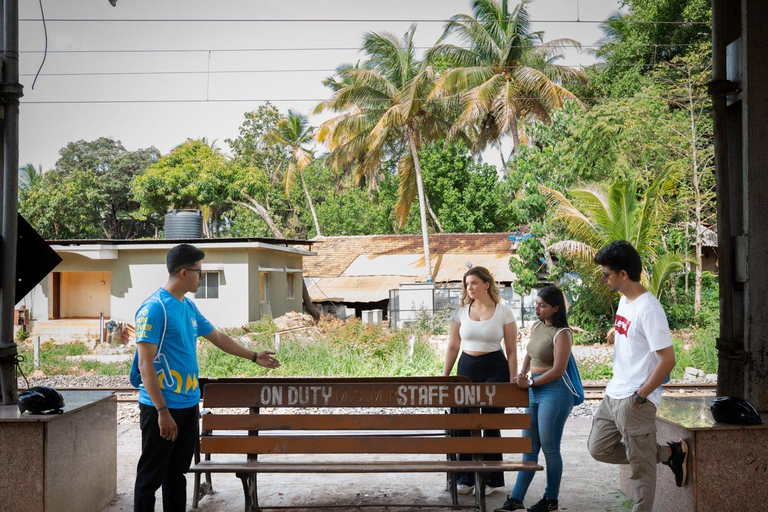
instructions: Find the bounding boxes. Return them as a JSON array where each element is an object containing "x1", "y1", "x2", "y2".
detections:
[
  {"x1": 191, "y1": 302, "x2": 215, "y2": 337},
  {"x1": 135, "y1": 299, "x2": 165, "y2": 346}
]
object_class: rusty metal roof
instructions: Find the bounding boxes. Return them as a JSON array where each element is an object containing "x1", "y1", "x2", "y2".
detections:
[
  {"x1": 304, "y1": 233, "x2": 515, "y2": 277},
  {"x1": 304, "y1": 234, "x2": 517, "y2": 303}
]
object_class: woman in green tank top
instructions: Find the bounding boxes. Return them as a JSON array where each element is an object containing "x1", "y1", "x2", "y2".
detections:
[{"x1": 495, "y1": 286, "x2": 574, "y2": 512}]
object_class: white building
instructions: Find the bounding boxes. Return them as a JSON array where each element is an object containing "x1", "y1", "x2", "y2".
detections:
[{"x1": 19, "y1": 238, "x2": 314, "y2": 342}]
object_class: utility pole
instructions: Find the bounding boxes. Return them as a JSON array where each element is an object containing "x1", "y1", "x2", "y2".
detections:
[{"x1": 0, "y1": 0, "x2": 23, "y2": 405}]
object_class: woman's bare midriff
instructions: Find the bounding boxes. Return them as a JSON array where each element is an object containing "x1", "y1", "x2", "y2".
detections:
[
  {"x1": 531, "y1": 367, "x2": 552, "y2": 373},
  {"x1": 463, "y1": 350, "x2": 495, "y2": 357}
]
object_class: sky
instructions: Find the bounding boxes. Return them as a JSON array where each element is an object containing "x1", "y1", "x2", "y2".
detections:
[{"x1": 18, "y1": 0, "x2": 623, "y2": 171}]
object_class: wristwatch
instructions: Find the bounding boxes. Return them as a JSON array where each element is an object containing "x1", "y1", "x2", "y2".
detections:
[
  {"x1": 632, "y1": 391, "x2": 647, "y2": 405},
  {"x1": 251, "y1": 351, "x2": 259, "y2": 363},
  {"x1": 527, "y1": 377, "x2": 534, "y2": 387}
]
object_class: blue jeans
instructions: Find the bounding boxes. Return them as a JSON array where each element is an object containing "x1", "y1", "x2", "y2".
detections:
[{"x1": 511, "y1": 374, "x2": 573, "y2": 501}]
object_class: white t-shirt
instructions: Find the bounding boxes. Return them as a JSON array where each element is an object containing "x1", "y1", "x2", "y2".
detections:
[
  {"x1": 451, "y1": 303, "x2": 517, "y2": 353},
  {"x1": 606, "y1": 291, "x2": 673, "y2": 407}
]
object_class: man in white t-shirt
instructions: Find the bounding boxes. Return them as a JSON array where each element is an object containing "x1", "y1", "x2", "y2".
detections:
[{"x1": 588, "y1": 241, "x2": 688, "y2": 512}]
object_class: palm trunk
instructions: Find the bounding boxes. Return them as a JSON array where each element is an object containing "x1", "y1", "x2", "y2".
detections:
[
  {"x1": 299, "y1": 169, "x2": 322, "y2": 238},
  {"x1": 228, "y1": 196, "x2": 320, "y2": 321},
  {"x1": 407, "y1": 129, "x2": 433, "y2": 283}
]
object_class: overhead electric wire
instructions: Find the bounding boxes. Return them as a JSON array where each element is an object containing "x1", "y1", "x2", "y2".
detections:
[
  {"x1": 18, "y1": 17, "x2": 711, "y2": 25},
  {"x1": 17, "y1": 42, "x2": 704, "y2": 55},
  {"x1": 20, "y1": 96, "x2": 711, "y2": 105},
  {"x1": 17, "y1": 60, "x2": 673, "y2": 78}
]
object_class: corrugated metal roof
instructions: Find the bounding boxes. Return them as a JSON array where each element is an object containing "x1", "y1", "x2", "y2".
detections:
[
  {"x1": 305, "y1": 233, "x2": 515, "y2": 277},
  {"x1": 304, "y1": 233, "x2": 517, "y2": 303},
  {"x1": 306, "y1": 276, "x2": 405, "y2": 303}
]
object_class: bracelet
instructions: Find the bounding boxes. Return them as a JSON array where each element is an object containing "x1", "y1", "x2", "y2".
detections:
[
  {"x1": 251, "y1": 351, "x2": 258, "y2": 363},
  {"x1": 156, "y1": 406, "x2": 168, "y2": 413}
]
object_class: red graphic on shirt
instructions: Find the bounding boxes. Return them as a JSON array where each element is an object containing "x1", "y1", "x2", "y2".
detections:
[{"x1": 615, "y1": 315, "x2": 631, "y2": 336}]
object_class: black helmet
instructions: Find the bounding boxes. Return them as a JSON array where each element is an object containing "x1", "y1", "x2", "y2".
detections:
[
  {"x1": 18, "y1": 386, "x2": 65, "y2": 415},
  {"x1": 711, "y1": 396, "x2": 763, "y2": 425}
]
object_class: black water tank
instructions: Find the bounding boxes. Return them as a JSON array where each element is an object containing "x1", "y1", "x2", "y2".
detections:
[{"x1": 164, "y1": 209, "x2": 204, "y2": 239}]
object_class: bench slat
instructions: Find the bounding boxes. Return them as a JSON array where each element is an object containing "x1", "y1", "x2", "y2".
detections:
[
  {"x1": 203, "y1": 382, "x2": 528, "y2": 408},
  {"x1": 202, "y1": 413, "x2": 530, "y2": 431},
  {"x1": 201, "y1": 435, "x2": 531, "y2": 455},
  {"x1": 190, "y1": 460, "x2": 543, "y2": 474}
]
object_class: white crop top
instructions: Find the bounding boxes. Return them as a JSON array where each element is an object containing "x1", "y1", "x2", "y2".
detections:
[{"x1": 451, "y1": 303, "x2": 517, "y2": 353}]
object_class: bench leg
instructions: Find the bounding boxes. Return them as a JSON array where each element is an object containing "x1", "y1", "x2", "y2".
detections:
[
  {"x1": 448, "y1": 472, "x2": 458, "y2": 505},
  {"x1": 237, "y1": 473, "x2": 259, "y2": 512},
  {"x1": 474, "y1": 472, "x2": 486, "y2": 512}
]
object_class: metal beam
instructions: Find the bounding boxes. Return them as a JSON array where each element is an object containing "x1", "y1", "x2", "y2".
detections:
[{"x1": 0, "y1": 0, "x2": 21, "y2": 405}]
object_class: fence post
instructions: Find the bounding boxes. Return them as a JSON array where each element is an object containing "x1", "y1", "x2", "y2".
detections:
[{"x1": 34, "y1": 336, "x2": 40, "y2": 369}]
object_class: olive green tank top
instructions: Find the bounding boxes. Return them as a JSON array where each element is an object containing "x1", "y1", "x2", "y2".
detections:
[{"x1": 527, "y1": 322, "x2": 570, "y2": 368}]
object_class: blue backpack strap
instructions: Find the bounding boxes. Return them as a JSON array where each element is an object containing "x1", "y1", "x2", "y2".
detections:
[{"x1": 129, "y1": 296, "x2": 167, "y2": 388}]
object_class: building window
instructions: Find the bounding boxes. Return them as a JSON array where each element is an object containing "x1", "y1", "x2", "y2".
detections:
[
  {"x1": 195, "y1": 272, "x2": 220, "y2": 299},
  {"x1": 286, "y1": 273, "x2": 295, "y2": 299}
]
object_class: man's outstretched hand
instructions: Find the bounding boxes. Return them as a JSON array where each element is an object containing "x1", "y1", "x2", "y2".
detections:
[{"x1": 254, "y1": 350, "x2": 281, "y2": 369}]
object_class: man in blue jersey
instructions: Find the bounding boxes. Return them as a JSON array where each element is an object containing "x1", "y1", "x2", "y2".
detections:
[{"x1": 134, "y1": 244, "x2": 280, "y2": 512}]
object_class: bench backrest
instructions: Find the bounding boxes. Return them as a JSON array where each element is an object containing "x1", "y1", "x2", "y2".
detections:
[
  {"x1": 198, "y1": 376, "x2": 471, "y2": 399},
  {"x1": 200, "y1": 382, "x2": 531, "y2": 457}
]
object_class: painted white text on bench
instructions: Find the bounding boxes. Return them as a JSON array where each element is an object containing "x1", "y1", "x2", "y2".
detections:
[{"x1": 255, "y1": 384, "x2": 498, "y2": 407}]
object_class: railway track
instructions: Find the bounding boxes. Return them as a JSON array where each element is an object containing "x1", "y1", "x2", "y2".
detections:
[{"x1": 45, "y1": 382, "x2": 719, "y2": 403}]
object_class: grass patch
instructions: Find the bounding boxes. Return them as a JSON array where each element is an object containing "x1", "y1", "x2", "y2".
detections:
[
  {"x1": 199, "y1": 319, "x2": 443, "y2": 378},
  {"x1": 577, "y1": 359, "x2": 614, "y2": 380},
  {"x1": 16, "y1": 341, "x2": 119, "y2": 376},
  {"x1": 670, "y1": 326, "x2": 718, "y2": 379}
]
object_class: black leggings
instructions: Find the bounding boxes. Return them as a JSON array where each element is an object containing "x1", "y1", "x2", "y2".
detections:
[{"x1": 455, "y1": 350, "x2": 510, "y2": 487}]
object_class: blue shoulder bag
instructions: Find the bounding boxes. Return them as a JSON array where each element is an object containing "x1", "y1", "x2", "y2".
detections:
[
  {"x1": 555, "y1": 327, "x2": 585, "y2": 406},
  {"x1": 129, "y1": 297, "x2": 167, "y2": 388}
]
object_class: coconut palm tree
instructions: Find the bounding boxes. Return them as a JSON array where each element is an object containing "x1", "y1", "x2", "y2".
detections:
[
  {"x1": 541, "y1": 166, "x2": 690, "y2": 298},
  {"x1": 266, "y1": 110, "x2": 322, "y2": 238},
  {"x1": 428, "y1": 0, "x2": 586, "y2": 162},
  {"x1": 19, "y1": 163, "x2": 44, "y2": 190},
  {"x1": 316, "y1": 25, "x2": 456, "y2": 282}
]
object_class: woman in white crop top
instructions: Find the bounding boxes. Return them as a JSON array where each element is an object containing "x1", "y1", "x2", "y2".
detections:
[{"x1": 443, "y1": 266, "x2": 518, "y2": 496}]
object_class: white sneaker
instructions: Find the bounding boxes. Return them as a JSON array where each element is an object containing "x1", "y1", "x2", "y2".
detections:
[
  {"x1": 456, "y1": 484, "x2": 474, "y2": 495},
  {"x1": 474, "y1": 485, "x2": 503, "y2": 496}
]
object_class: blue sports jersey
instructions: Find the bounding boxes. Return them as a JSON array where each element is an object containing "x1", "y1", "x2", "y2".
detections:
[{"x1": 135, "y1": 288, "x2": 214, "y2": 409}]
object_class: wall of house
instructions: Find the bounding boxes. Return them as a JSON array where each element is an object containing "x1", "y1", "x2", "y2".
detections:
[
  {"x1": 22, "y1": 245, "x2": 307, "y2": 331},
  {"x1": 248, "y1": 250, "x2": 304, "y2": 321},
  {"x1": 60, "y1": 272, "x2": 111, "y2": 318}
]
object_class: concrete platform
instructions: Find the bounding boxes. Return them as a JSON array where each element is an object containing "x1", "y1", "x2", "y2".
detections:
[
  {"x1": 620, "y1": 396, "x2": 768, "y2": 512},
  {"x1": 0, "y1": 391, "x2": 117, "y2": 512},
  {"x1": 102, "y1": 416, "x2": 632, "y2": 512}
]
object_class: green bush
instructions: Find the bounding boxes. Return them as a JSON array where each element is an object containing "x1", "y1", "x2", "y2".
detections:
[
  {"x1": 412, "y1": 306, "x2": 452, "y2": 335},
  {"x1": 660, "y1": 271, "x2": 719, "y2": 329}
]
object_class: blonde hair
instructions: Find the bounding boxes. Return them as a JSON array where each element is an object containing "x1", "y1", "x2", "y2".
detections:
[{"x1": 460, "y1": 266, "x2": 501, "y2": 306}]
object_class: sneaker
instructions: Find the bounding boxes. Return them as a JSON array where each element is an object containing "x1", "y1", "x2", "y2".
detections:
[
  {"x1": 456, "y1": 483, "x2": 474, "y2": 495},
  {"x1": 665, "y1": 439, "x2": 689, "y2": 487},
  {"x1": 494, "y1": 497, "x2": 525, "y2": 511},
  {"x1": 527, "y1": 497, "x2": 558, "y2": 512},
  {"x1": 474, "y1": 485, "x2": 503, "y2": 496}
]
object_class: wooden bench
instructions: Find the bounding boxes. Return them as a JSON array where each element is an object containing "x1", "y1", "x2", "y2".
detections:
[
  {"x1": 192, "y1": 376, "x2": 472, "y2": 505},
  {"x1": 189, "y1": 380, "x2": 541, "y2": 512}
]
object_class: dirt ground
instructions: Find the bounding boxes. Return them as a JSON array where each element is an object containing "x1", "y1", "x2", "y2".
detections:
[{"x1": 101, "y1": 417, "x2": 631, "y2": 512}]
